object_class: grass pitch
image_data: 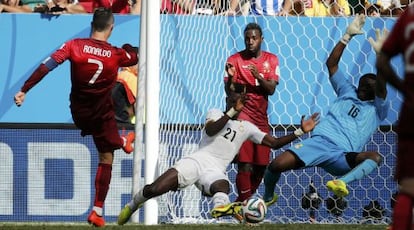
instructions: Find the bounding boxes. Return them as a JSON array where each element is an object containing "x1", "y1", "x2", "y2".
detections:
[{"x1": 0, "y1": 223, "x2": 388, "y2": 230}]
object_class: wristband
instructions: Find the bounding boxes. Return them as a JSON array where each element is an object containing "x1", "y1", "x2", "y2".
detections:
[
  {"x1": 226, "y1": 107, "x2": 238, "y2": 118},
  {"x1": 340, "y1": 33, "x2": 351, "y2": 45},
  {"x1": 294, "y1": 128, "x2": 304, "y2": 137}
]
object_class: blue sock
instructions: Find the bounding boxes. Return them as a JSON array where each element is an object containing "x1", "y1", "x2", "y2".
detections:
[
  {"x1": 263, "y1": 167, "x2": 280, "y2": 202},
  {"x1": 339, "y1": 159, "x2": 378, "y2": 184}
]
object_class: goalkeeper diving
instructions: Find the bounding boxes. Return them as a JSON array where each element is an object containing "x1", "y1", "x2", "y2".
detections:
[{"x1": 263, "y1": 14, "x2": 390, "y2": 207}]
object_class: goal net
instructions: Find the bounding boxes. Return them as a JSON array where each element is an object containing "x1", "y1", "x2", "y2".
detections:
[{"x1": 142, "y1": 15, "x2": 402, "y2": 224}]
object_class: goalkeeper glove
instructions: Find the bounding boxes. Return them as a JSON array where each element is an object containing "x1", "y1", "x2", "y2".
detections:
[
  {"x1": 368, "y1": 28, "x2": 389, "y2": 54},
  {"x1": 341, "y1": 14, "x2": 366, "y2": 45}
]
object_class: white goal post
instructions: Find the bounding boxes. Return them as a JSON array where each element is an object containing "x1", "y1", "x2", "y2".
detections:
[{"x1": 136, "y1": 8, "x2": 402, "y2": 225}]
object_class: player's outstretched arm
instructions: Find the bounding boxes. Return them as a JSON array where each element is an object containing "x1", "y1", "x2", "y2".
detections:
[
  {"x1": 376, "y1": 54, "x2": 404, "y2": 96},
  {"x1": 204, "y1": 92, "x2": 246, "y2": 136},
  {"x1": 261, "y1": 112, "x2": 320, "y2": 149},
  {"x1": 375, "y1": 29, "x2": 405, "y2": 97},
  {"x1": 14, "y1": 91, "x2": 26, "y2": 107},
  {"x1": 326, "y1": 14, "x2": 366, "y2": 77},
  {"x1": 369, "y1": 28, "x2": 389, "y2": 100},
  {"x1": 14, "y1": 63, "x2": 53, "y2": 107}
]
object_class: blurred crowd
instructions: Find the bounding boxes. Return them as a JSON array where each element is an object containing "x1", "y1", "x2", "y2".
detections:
[{"x1": 0, "y1": 0, "x2": 409, "y2": 16}]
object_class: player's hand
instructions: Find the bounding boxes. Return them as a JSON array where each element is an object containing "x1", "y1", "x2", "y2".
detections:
[
  {"x1": 248, "y1": 64, "x2": 261, "y2": 79},
  {"x1": 234, "y1": 91, "x2": 247, "y2": 112},
  {"x1": 300, "y1": 112, "x2": 320, "y2": 133},
  {"x1": 368, "y1": 28, "x2": 389, "y2": 54},
  {"x1": 277, "y1": 9, "x2": 290, "y2": 16},
  {"x1": 226, "y1": 63, "x2": 236, "y2": 77},
  {"x1": 346, "y1": 14, "x2": 366, "y2": 37},
  {"x1": 14, "y1": 91, "x2": 26, "y2": 107}
]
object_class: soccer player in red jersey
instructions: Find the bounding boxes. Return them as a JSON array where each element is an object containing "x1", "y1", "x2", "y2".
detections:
[
  {"x1": 93, "y1": 0, "x2": 130, "y2": 14},
  {"x1": 224, "y1": 22, "x2": 280, "y2": 203},
  {"x1": 14, "y1": 7, "x2": 138, "y2": 227},
  {"x1": 376, "y1": 6, "x2": 414, "y2": 230}
]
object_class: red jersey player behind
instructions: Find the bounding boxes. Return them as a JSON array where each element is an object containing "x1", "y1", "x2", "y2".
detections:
[
  {"x1": 224, "y1": 22, "x2": 280, "y2": 204},
  {"x1": 376, "y1": 6, "x2": 414, "y2": 230},
  {"x1": 14, "y1": 7, "x2": 138, "y2": 227}
]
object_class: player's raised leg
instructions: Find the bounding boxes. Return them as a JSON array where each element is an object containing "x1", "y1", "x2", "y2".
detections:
[
  {"x1": 326, "y1": 152, "x2": 381, "y2": 197},
  {"x1": 118, "y1": 168, "x2": 179, "y2": 225}
]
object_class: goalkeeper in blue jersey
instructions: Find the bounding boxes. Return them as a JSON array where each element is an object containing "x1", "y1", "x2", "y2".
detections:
[{"x1": 263, "y1": 14, "x2": 390, "y2": 205}]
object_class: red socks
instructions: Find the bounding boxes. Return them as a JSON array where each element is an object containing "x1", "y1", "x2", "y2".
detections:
[
  {"x1": 94, "y1": 163, "x2": 112, "y2": 208},
  {"x1": 250, "y1": 172, "x2": 263, "y2": 196},
  {"x1": 236, "y1": 171, "x2": 251, "y2": 202},
  {"x1": 392, "y1": 193, "x2": 413, "y2": 230}
]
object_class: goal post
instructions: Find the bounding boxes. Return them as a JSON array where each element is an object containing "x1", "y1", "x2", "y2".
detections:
[
  {"x1": 138, "y1": 14, "x2": 402, "y2": 224},
  {"x1": 135, "y1": 0, "x2": 161, "y2": 225}
]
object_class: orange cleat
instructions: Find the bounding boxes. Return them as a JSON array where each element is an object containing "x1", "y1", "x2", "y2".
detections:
[
  {"x1": 122, "y1": 132, "x2": 135, "y2": 154},
  {"x1": 87, "y1": 210, "x2": 105, "y2": 227}
]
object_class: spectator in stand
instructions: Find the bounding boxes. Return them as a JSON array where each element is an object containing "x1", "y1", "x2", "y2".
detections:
[
  {"x1": 160, "y1": 0, "x2": 195, "y2": 14},
  {"x1": 227, "y1": 0, "x2": 295, "y2": 16},
  {"x1": 0, "y1": 0, "x2": 86, "y2": 13},
  {"x1": 303, "y1": 0, "x2": 351, "y2": 16},
  {"x1": 130, "y1": 0, "x2": 140, "y2": 14},
  {"x1": 0, "y1": 0, "x2": 32, "y2": 12},
  {"x1": 224, "y1": 22, "x2": 280, "y2": 203},
  {"x1": 380, "y1": 0, "x2": 405, "y2": 16},
  {"x1": 363, "y1": 3, "x2": 381, "y2": 16},
  {"x1": 194, "y1": 0, "x2": 227, "y2": 15},
  {"x1": 21, "y1": 0, "x2": 48, "y2": 11},
  {"x1": 112, "y1": 49, "x2": 139, "y2": 125},
  {"x1": 34, "y1": 0, "x2": 87, "y2": 14},
  {"x1": 131, "y1": 0, "x2": 196, "y2": 15},
  {"x1": 93, "y1": 0, "x2": 130, "y2": 14}
]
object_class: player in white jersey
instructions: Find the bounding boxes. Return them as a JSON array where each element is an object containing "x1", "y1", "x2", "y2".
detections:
[
  {"x1": 117, "y1": 90, "x2": 319, "y2": 225},
  {"x1": 263, "y1": 15, "x2": 390, "y2": 206}
]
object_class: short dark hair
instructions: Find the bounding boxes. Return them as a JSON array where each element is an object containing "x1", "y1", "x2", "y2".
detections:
[
  {"x1": 360, "y1": 73, "x2": 376, "y2": 82},
  {"x1": 244, "y1": 22, "x2": 263, "y2": 37},
  {"x1": 92, "y1": 7, "x2": 114, "y2": 32}
]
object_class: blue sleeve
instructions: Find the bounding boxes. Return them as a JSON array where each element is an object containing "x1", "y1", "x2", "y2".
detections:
[
  {"x1": 374, "y1": 96, "x2": 390, "y2": 121},
  {"x1": 330, "y1": 70, "x2": 355, "y2": 97}
]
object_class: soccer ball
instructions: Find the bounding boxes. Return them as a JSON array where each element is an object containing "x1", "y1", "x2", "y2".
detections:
[{"x1": 241, "y1": 197, "x2": 267, "y2": 223}]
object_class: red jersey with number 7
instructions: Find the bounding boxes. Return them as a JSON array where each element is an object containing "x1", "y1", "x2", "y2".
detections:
[{"x1": 21, "y1": 38, "x2": 138, "y2": 125}]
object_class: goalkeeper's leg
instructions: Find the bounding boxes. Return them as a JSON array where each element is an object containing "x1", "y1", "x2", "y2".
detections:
[
  {"x1": 264, "y1": 150, "x2": 301, "y2": 206},
  {"x1": 327, "y1": 152, "x2": 381, "y2": 197},
  {"x1": 263, "y1": 166, "x2": 280, "y2": 206}
]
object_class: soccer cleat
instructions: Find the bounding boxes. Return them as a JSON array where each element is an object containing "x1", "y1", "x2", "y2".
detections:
[
  {"x1": 264, "y1": 193, "x2": 278, "y2": 207},
  {"x1": 87, "y1": 210, "x2": 105, "y2": 227},
  {"x1": 211, "y1": 202, "x2": 243, "y2": 219},
  {"x1": 122, "y1": 132, "x2": 135, "y2": 154},
  {"x1": 117, "y1": 205, "x2": 133, "y2": 225},
  {"x1": 326, "y1": 179, "x2": 349, "y2": 197},
  {"x1": 232, "y1": 204, "x2": 244, "y2": 223}
]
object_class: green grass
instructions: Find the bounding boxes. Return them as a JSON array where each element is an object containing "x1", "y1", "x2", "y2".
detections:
[{"x1": 0, "y1": 223, "x2": 388, "y2": 230}]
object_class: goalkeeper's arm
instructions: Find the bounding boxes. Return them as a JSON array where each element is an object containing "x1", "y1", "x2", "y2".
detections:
[{"x1": 326, "y1": 14, "x2": 366, "y2": 77}]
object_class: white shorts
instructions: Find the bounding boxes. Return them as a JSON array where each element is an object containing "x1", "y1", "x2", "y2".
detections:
[{"x1": 172, "y1": 152, "x2": 228, "y2": 196}]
